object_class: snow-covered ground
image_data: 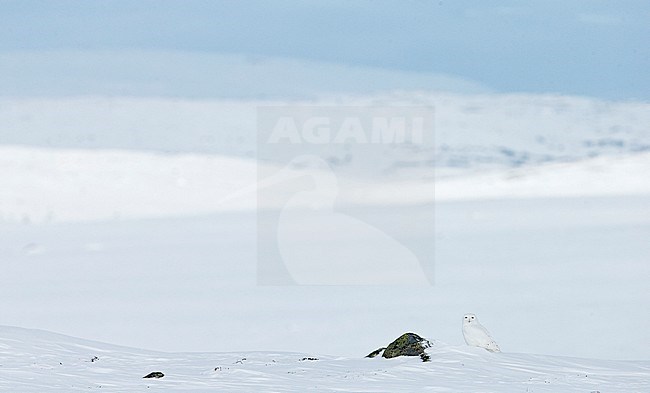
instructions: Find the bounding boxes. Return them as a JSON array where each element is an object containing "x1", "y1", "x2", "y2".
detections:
[
  {"x1": 1, "y1": 326, "x2": 648, "y2": 392},
  {"x1": 2, "y1": 193, "x2": 648, "y2": 358},
  {"x1": 2, "y1": 145, "x2": 650, "y2": 223},
  {"x1": 1, "y1": 93, "x2": 649, "y2": 390}
]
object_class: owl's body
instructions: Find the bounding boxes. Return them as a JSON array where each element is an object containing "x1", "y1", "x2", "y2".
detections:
[{"x1": 462, "y1": 313, "x2": 500, "y2": 352}]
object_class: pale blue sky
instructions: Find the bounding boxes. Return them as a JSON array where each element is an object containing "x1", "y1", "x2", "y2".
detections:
[{"x1": 0, "y1": 0, "x2": 648, "y2": 100}]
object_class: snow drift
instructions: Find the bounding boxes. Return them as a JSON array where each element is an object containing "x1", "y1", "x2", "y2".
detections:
[{"x1": 1, "y1": 326, "x2": 648, "y2": 392}]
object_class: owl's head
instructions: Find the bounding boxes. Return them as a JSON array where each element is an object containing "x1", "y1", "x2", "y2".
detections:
[{"x1": 463, "y1": 313, "x2": 477, "y2": 325}]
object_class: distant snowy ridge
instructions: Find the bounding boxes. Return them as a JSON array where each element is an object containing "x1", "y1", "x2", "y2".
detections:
[
  {"x1": 1, "y1": 93, "x2": 649, "y2": 177},
  {"x1": 2, "y1": 91, "x2": 649, "y2": 223},
  {"x1": 0, "y1": 325, "x2": 647, "y2": 392},
  {"x1": 435, "y1": 151, "x2": 650, "y2": 201}
]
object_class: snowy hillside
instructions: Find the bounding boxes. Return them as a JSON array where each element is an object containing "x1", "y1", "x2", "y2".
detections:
[
  {"x1": 1, "y1": 145, "x2": 649, "y2": 223},
  {"x1": 435, "y1": 151, "x2": 650, "y2": 201},
  {"x1": 1, "y1": 326, "x2": 648, "y2": 392},
  {"x1": 0, "y1": 145, "x2": 436, "y2": 223}
]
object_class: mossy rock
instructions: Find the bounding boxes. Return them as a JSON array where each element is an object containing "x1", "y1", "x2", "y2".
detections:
[
  {"x1": 366, "y1": 332, "x2": 432, "y2": 361},
  {"x1": 383, "y1": 332, "x2": 430, "y2": 358}
]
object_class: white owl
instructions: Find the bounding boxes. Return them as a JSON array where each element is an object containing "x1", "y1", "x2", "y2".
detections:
[{"x1": 462, "y1": 313, "x2": 501, "y2": 352}]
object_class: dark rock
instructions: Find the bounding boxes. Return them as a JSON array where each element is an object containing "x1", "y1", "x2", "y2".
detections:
[
  {"x1": 383, "y1": 333, "x2": 430, "y2": 358},
  {"x1": 368, "y1": 333, "x2": 432, "y2": 361},
  {"x1": 365, "y1": 347, "x2": 386, "y2": 358},
  {"x1": 299, "y1": 357, "x2": 319, "y2": 361},
  {"x1": 143, "y1": 371, "x2": 164, "y2": 379}
]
